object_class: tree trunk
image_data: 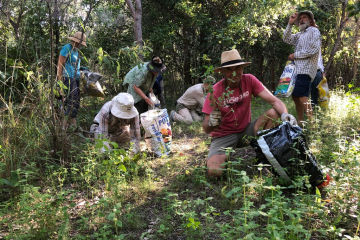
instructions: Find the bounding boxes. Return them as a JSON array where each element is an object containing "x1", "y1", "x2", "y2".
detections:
[
  {"x1": 53, "y1": 0, "x2": 61, "y2": 75},
  {"x1": 351, "y1": 18, "x2": 360, "y2": 85},
  {"x1": 134, "y1": 0, "x2": 143, "y2": 48},
  {"x1": 45, "y1": 0, "x2": 60, "y2": 160},
  {"x1": 182, "y1": 25, "x2": 192, "y2": 86},
  {"x1": 125, "y1": 0, "x2": 144, "y2": 56},
  {"x1": 324, "y1": 0, "x2": 349, "y2": 75},
  {"x1": 270, "y1": 60, "x2": 276, "y2": 91}
]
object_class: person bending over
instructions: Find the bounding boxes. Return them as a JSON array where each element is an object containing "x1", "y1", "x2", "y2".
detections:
[{"x1": 90, "y1": 93, "x2": 141, "y2": 154}]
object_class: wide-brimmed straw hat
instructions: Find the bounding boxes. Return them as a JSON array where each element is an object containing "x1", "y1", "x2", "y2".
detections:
[
  {"x1": 215, "y1": 49, "x2": 251, "y2": 71},
  {"x1": 68, "y1": 31, "x2": 87, "y2": 47},
  {"x1": 295, "y1": 10, "x2": 316, "y2": 26},
  {"x1": 147, "y1": 56, "x2": 166, "y2": 74},
  {"x1": 110, "y1": 93, "x2": 138, "y2": 119}
]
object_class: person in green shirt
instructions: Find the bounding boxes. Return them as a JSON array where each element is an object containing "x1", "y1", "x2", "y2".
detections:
[{"x1": 123, "y1": 56, "x2": 166, "y2": 115}]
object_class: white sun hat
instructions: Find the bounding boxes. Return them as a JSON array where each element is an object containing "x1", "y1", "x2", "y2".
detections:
[{"x1": 110, "y1": 93, "x2": 139, "y2": 119}]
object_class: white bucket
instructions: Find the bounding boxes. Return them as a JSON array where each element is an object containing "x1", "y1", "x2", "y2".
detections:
[{"x1": 140, "y1": 109, "x2": 172, "y2": 157}]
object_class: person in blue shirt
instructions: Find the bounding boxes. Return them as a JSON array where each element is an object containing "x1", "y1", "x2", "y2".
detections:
[{"x1": 56, "y1": 31, "x2": 87, "y2": 129}]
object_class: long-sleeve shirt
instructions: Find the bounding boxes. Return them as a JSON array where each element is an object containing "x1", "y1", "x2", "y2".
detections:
[
  {"x1": 93, "y1": 101, "x2": 140, "y2": 149},
  {"x1": 283, "y1": 24, "x2": 321, "y2": 80},
  {"x1": 123, "y1": 62, "x2": 156, "y2": 104},
  {"x1": 177, "y1": 83, "x2": 205, "y2": 111}
]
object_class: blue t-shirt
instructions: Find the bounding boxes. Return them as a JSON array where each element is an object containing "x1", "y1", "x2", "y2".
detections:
[{"x1": 60, "y1": 43, "x2": 81, "y2": 79}]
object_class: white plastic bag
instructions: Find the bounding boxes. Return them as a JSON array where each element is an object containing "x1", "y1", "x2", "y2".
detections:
[
  {"x1": 148, "y1": 93, "x2": 161, "y2": 109},
  {"x1": 140, "y1": 109, "x2": 172, "y2": 157},
  {"x1": 274, "y1": 61, "x2": 296, "y2": 97}
]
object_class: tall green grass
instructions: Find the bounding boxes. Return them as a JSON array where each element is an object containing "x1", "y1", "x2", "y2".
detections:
[{"x1": 1, "y1": 89, "x2": 360, "y2": 239}]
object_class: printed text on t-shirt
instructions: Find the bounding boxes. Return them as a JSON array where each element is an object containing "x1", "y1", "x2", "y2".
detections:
[{"x1": 221, "y1": 91, "x2": 250, "y2": 108}]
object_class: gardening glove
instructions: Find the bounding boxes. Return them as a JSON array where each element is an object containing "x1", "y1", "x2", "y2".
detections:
[
  {"x1": 149, "y1": 93, "x2": 160, "y2": 108},
  {"x1": 209, "y1": 109, "x2": 222, "y2": 127},
  {"x1": 281, "y1": 113, "x2": 297, "y2": 126},
  {"x1": 131, "y1": 141, "x2": 140, "y2": 155},
  {"x1": 145, "y1": 97, "x2": 155, "y2": 109}
]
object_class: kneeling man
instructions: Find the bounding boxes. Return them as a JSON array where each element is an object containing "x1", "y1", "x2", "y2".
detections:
[
  {"x1": 170, "y1": 76, "x2": 214, "y2": 124},
  {"x1": 202, "y1": 49, "x2": 296, "y2": 176}
]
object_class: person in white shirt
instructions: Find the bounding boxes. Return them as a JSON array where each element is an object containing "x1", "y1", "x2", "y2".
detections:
[{"x1": 170, "y1": 76, "x2": 214, "y2": 124}]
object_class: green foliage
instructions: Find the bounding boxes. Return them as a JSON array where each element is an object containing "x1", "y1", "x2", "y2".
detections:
[
  {"x1": 87, "y1": 44, "x2": 153, "y2": 95},
  {"x1": 68, "y1": 141, "x2": 148, "y2": 193},
  {"x1": 1, "y1": 185, "x2": 67, "y2": 239},
  {"x1": 1, "y1": 89, "x2": 360, "y2": 239},
  {"x1": 348, "y1": 0, "x2": 360, "y2": 18}
]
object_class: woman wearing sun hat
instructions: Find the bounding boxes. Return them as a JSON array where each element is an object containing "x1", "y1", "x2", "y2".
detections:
[
  {"x1": 202, "y1": 49, "x2": 295, "y2": 177},
  {"x1": 57, "y1": 31, "x2": 87, "y2": 129},
  {"x1": 90, "y1": 92, "x2": 141, "y2": 153}
]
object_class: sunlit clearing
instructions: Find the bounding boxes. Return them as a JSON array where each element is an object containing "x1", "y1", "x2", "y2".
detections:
[{"x1": 328, "y1": 90, "x2": 360, "y2": 122}]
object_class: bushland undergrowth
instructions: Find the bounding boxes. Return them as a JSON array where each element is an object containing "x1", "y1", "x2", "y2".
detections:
[{"x1": 1, "y1": 88, "x2": 360, "y2": 240}]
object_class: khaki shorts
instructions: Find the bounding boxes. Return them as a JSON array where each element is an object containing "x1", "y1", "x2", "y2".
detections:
[
  {"x1": 175, "y1": 103, "x2": 187, "y2": 112},
  {"x1": 208, "y1": 120, "x2": 257, "y2": 158}
]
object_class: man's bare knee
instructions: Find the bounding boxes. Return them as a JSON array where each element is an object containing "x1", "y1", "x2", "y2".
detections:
[{"x1": 207, "y1": 154, "x2": 226, "y2": 177}]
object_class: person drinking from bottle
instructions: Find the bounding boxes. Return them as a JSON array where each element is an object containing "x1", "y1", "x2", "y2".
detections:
[{"x1": 202, "y1": 49, "x2": 296, "y2": 177}]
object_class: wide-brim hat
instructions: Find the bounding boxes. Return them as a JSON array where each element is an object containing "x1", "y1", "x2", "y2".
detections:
[
  {"x1": 295, "y1": 10, "x2": 315, "y2": 26},
  {"x1": 110, "y1": 93, "x2": 138, "y2": 119},
  {"x1": 147, "y1": 56, "x2": 166, "y2": 73},
  {"x1": 68, "y1": 31, "x2": 87, "y2": 47},
  {"x1": 215, "y1": 49, "x2": 251, "y2": 71}
]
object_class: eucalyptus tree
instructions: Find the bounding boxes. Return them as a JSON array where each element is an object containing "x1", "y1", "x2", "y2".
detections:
[
  {"x1": 125, "y1": 0, "x2": 143, "y2": 49},
  {"x1": 314, "y1": 0, "x2": 360, "y2": 85}
]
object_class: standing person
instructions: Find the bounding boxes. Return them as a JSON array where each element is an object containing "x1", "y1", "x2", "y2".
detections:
[
  {"x1": 57, "y1": 31, "x2": 87, "y2": 129},
  {"x1": 283, "y1": 10, "x2": 321, "y2": 125},
  {"x1": 202, "y1": 49, "x2": 295, "y2": 177},
  {"x1": 311, "y1": 52, "x2": 325, "y2": 108},
  {"x1": 123, "y1": 56, "x2": 166, "y2": 115},
  {"x1": 170, "y1": 76, "x2": 215, "y2": 124},
  {"x1": 90, "y1": 93, "x2": 141, "y2": 153}
]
